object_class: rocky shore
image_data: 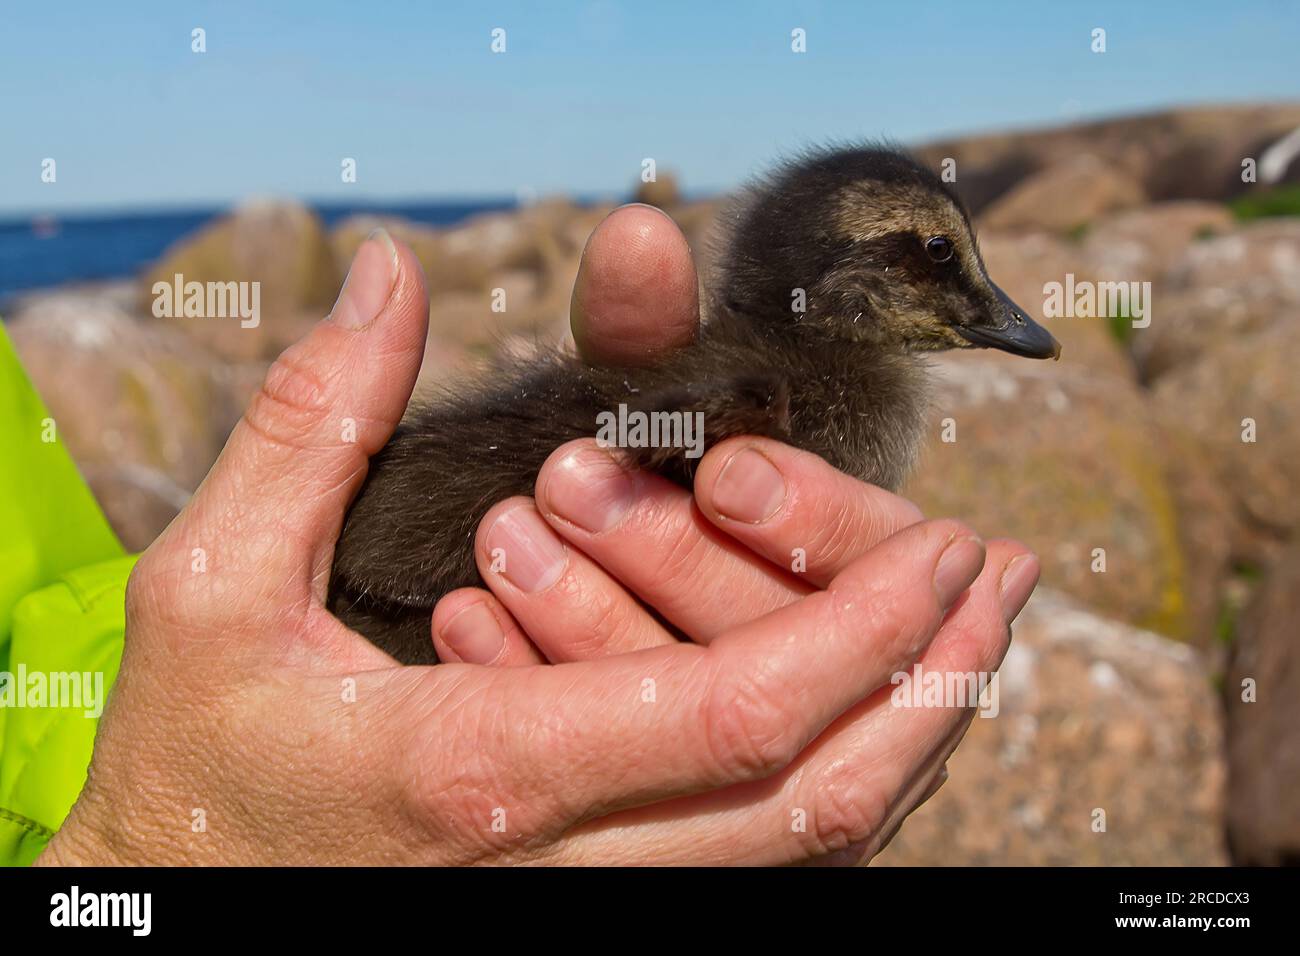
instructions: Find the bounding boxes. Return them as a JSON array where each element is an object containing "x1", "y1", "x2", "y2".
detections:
[{"x1": 6, "y1": 103, "x2": 1300, "y2": 865}]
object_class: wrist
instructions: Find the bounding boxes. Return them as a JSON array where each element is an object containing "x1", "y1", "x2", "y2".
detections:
[
  {"x1": 33, "y1": 789, "x2": 140, "y2": 867},
  {"x1": 34, "y1": 822, "x2": 126, "y2": 867}
]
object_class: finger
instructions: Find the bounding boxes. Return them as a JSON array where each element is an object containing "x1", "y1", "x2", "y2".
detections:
[
  {"x1": 845, "y1": 722, "x2": 967, "y2": 866},
  {"x1": 534, "y1": 440, "x2": 812, "y2": 642},
  {"x1": 800, "y1": 737, "x2": 960, "y2": 868},
  {"x1": 920, "y1": 764, "x2": 951, "y2": 806},
  {"x1": 175, "y1": 232, "x2": 429, "y2": 592},
  {"x1": 431, "y1": 588, "x2": 542, "y2": 666},
  {"x1": 767, "y1": 539, "x2": 1036, "y2": 864},
  {"x1": 474, "y1": 498, "x2": 678, "y2": 661},
  {"x1": 408, "y1": 519, "x2": 986, "y2": 839},
  {"x1": 693, "y1": 437, "x2": 925, "y2": 588},
  {"x1": 543, "y1": 540, "x2": 1034, "y2": 865},
  {"x1": 571, "y1": 204, "x2": 698, "y2": 366},
  {"x1": 785, "y1": 541, "x2": 1036, "y2": 865}
]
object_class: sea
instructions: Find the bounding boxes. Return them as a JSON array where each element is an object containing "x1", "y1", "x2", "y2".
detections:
[{"x1": 0, "y1": 200, "x2": 520, "y2": 308}]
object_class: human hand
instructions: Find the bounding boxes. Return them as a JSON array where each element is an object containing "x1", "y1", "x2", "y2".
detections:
[
  {"x1": 38, "y1": 207, "x2": 1037, "y2": 866},
  {"x1": 429, "y1": 206, "x2": 1040, "y2": 862}
]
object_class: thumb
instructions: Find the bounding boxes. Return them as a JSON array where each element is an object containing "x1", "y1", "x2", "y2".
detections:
[
  {"x1": 570, "y1": 204, "x2": 698, "y2": 365},
  {"x1": 178, "y1": 230, "x2": 428, "y2": 591}
]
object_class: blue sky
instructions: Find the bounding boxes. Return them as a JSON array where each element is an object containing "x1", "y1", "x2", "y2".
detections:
[{"x1": 2, "y1": 0, "x2": 1298, "y2": 215}]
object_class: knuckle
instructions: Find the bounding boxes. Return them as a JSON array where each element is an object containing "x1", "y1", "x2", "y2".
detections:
[
  {"x1": 401, "y1": 680, "x2": 559, "y2": 861},
  {"x1": 123, "y1": 544, "x2": 188, "y2": 630},
  {"x1": 123, "y1": 554, "x2": 160, "y2": 623},
  {"x1": 407, "y1": 767, "x2": 515, "y2": 861},
  {"x1": 244, "y1": 348, "x2": 332, "y2": 451},
  {"x1": 643, "y1": 513, "x2": 711, "y2": 591},
  {"x1": 816, "y1": 486, "x2": 916, "y2": 546},
  {"x1": 947, "y1": 611, "x2": 1012, "y2": 676},
  {"x1": 523, "y1": 702, "x2": 588, "y2": 817},
  {"x1": 796, "y1": 769, "x2": 891, "y2": 859},
  {"x1": 785, "y1": 452, "x2": 916, "y2": 568},
  {"x1": 828, "y1": 579, "x2": 909, "y2": 648},
  {"x1": 122, "y1": 538, "x2": 231, "y2": 641},
  {"x1": 703, "y1": 660, "x2": 803, "y2": 782},
  {"x1": 803, "y1": 493, "x2": 866, "y2": 569},
  {"x1": 555, "y1": 585, "x2": 627, "y2": 658},
  {"x1": 826, "y1": 581, "x2": 937, "y2": 678},
  {"x1": 895, "y1": 496, "x2": 925, "y2": 526}
]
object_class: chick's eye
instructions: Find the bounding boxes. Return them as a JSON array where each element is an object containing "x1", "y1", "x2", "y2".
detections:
[{"x1": 925, "y1": 236, "x2": 954, "y2": 262}]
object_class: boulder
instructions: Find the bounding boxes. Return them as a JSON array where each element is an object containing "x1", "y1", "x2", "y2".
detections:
[
  {"x1": 979, "y1": 156, "x2": 1147, "y2": 234},
  {"x1": 1148, "y1": 115, "x2": 1300, "y2": 201},
  {"x1": 1080, "y1": 201, "x2": 1235, "y2": 285},
  {"x1": 1152, "y1": 320, "x2": 1300, "y2": 569},
  {"x1": 1133, "y1": 219, "x2": 1300, "y2": 381},
  {"x1": 977, "y1": 231, "x2": 1134, "y2": 379},
  {"x1": 431, "y1": 198, "x2": 607, "y2": 283},
  {"x1": 666, "y1": 198, "x2": 723, "y2": 258},
  {"x1": 918, "y1": 104, "x2": 1300, "y2": 212},
  {"x1": 420, "y1": 269, "x2": 562, "y2": 350},
  {"x1": 1224, "y1": 542, "x2": 1300, "y2": 865},
  {"x1": 141, "y1": 200, "x2": 340, "y2": 362},
  {"x1": 333, "y1": 200, "x2": 602, "y2": 360},
  {"x1": 634, "y1": 171, "x2": 682, "y2": 209},
  {"x1": 876, "y1": 589, "x2": 1226, "y2": 865},
  {"x1": 331, "y1": 215, "x2": 493, "y2": 297},
  {"x1": 903, "y1": 354, "x2": 1187, "y2": 637},
  {"x1": 1149, "y1": 418, "x2": 1240, "y2": 649},
  {"x1": 6, "y1": 286, "x2": 246, "y2": 550}
]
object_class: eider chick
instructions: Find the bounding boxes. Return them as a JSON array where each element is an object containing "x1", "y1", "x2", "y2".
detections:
[{"x1": 328, "y1": 145, "x2": 1061, "y2": 664}]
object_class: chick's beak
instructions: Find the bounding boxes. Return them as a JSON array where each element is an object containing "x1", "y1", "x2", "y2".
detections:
[{"x1": 957, "y1": 283, "x2": 1061, "y2": 360}]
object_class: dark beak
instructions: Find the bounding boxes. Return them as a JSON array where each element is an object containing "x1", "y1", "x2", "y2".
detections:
[{"x1": 957, "y1": 283, "x2": 1061, "y2": 360}]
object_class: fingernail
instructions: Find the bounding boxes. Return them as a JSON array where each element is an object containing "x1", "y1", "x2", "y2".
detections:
[
  {"x1": 617, "y1": 202, "x2": 676, "y2": 221},
  {"x1": 439, "y1": 602, "x2": 504, "y2": 663},
  {"x1": 712, "y1": 448, "x2": 785, "y2": 523},
  {"x1": 998, "y1": 554, "x2": 1040, "y2": 625},
  {"x1": 330, "y1": 229, "x2": 398, "y2": 330},
  {"x1": 545, "y1": 446, "x2": 636, "y2": 533},
  {"x1": 485, "y1": 505, "x2": 566, "y2": 592},
  {"x1": 933, "y1": 535, "x2": 985, "y2": 609}
]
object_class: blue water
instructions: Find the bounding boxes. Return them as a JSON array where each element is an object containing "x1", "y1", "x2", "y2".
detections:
[{"x1": 0, "y1": 200, "x2": 519, "y2": 306}]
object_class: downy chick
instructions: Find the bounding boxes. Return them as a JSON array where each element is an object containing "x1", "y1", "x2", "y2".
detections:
[{"x1": 328, "y1": 146, "x2": 1061, "y2": 664}]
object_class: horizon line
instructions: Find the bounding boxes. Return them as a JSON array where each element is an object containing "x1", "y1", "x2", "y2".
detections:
[{"x1": 5, "y1": 98, "x2": 1296, "y2": 223}]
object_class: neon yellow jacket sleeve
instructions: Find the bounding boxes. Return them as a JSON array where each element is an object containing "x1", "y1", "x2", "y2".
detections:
[{"x1": 0, "y1": 320, "x2": 134, "y2": 865}]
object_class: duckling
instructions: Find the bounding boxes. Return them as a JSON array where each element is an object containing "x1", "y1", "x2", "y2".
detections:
[{"x1": 328, "y1": 145, "x2": 1060, "y2": 664}]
